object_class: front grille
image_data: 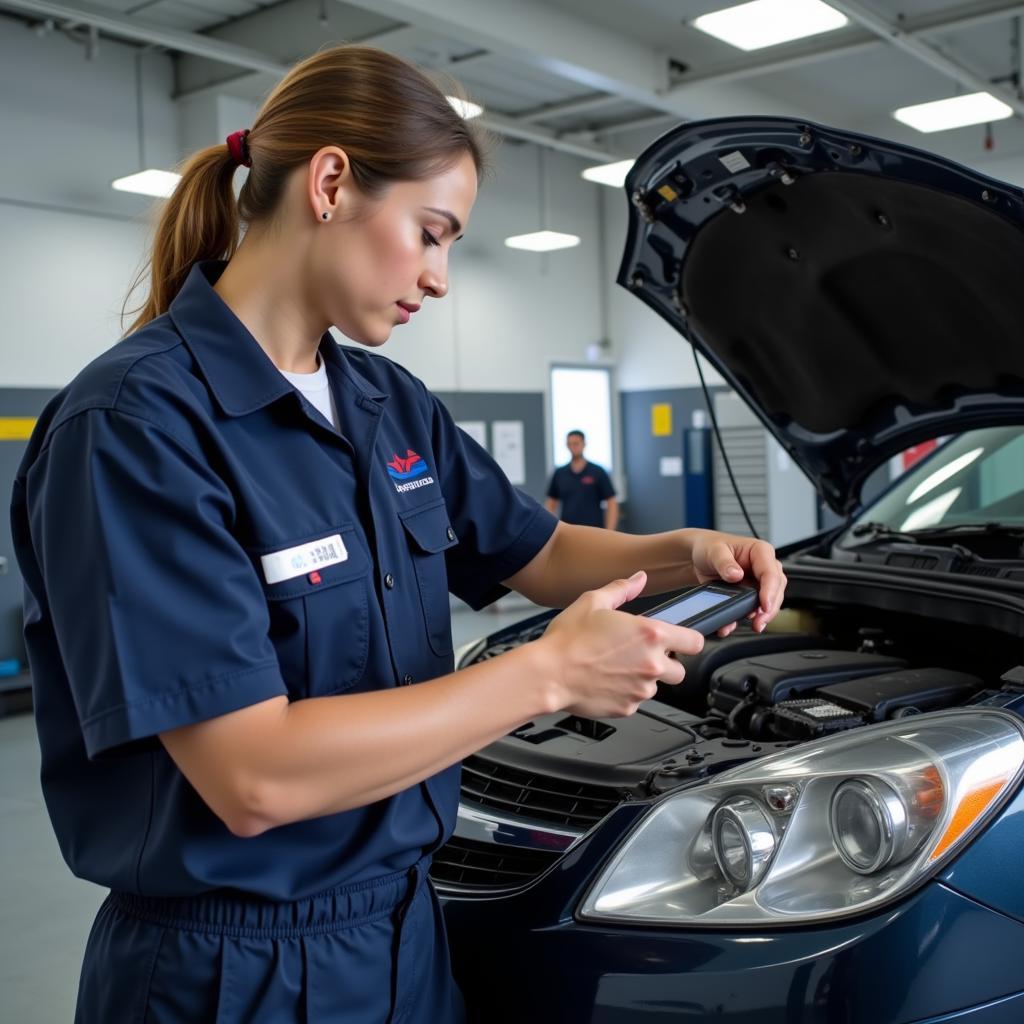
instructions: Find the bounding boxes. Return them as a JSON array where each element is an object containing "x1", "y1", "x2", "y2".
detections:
[
  {"x1": 461, "y1": 754, "x2": 623, "y2": 829},
  {"x1": 429, "y1": 835, "x2": 561, "y2": 891}
]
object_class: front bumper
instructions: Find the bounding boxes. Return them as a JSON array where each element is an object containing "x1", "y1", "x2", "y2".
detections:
[{"x1": 440, "y1": 802, "x2": 1024, "y2": 1024}]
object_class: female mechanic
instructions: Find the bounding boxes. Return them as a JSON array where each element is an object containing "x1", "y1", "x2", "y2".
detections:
[{"x1": 11, "y1": 44, "x2": 786, "y2": 1024}]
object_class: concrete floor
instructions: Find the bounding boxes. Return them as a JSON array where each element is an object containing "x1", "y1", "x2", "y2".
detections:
[{"x1": 0, "y1": 595, "x2": 541, "y2": 1023}]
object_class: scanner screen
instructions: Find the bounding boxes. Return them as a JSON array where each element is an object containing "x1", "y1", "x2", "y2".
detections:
[{"x1": 647, "y1": 590, "x2": 730, "y2": 624}]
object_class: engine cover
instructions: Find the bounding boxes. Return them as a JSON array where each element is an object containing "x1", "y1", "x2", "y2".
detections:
[
  {"x1": 817, "y1": 668, "x2": 982, "y2": 721},
  {"x1": 709, "y1": 649, "x2": 908, "y2": 716}
]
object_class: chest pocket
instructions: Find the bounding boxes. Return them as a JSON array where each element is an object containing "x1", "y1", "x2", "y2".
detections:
[
  {"x1": 399, "y1": 501, "x2": 459, "y2": 657},
  {"x1": 250, "y1": 525, "x2": 371, "y2": 698}
]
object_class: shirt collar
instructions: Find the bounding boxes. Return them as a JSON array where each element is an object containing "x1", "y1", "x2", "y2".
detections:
[
  {"x1": 318, "y1": 333, "x2": 389, "y2": 405},
  {"x1": 169, "y1": 261, "x2": 387, "y2": 416}
]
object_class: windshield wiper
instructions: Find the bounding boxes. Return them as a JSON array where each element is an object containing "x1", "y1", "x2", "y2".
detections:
[{"x1": 849, "y1": 521, "x2": 919, "y2": 542}]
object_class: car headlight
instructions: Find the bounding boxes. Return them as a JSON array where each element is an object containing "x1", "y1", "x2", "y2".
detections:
[
  {"x1": 711, "y1": 797, "x2": 776, "y2": 890},
  {"x1": 578, "y1": 709, "x2": 1024, "y2": 926}
]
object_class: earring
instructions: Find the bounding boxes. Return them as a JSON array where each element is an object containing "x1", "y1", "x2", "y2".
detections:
[{"x1": 321, "y1": 212, "x2": 330, "y2": 221}]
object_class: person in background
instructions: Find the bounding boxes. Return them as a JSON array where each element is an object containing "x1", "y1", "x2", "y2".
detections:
[{"x1": 545, "y1": 429, "x2": 619, "y2": 530}]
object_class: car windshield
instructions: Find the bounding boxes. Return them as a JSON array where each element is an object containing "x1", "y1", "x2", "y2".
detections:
[{"x1": 845, "y1": 425, "x2": 1024, "y2": 537}]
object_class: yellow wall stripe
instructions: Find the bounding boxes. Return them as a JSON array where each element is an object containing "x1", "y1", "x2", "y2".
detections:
[{"x1": 0, "y1": 418, "x2": 37, "y2": 440}]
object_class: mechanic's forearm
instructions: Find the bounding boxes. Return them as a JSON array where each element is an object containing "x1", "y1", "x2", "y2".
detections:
[
  {"x1": 174, "y1": 641, "x2": 562, "y2": 836},
  {"x1": 523, "y1": 523, "x2": 700, "y2": 607}
]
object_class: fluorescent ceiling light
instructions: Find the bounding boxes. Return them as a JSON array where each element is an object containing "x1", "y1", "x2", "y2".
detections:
[
  {"x1": 111, "y1": 169, "x2": 181, "y2": 198},
  {"x1": 447, "y1": 96, "x2": 483, "y2": 119},
  {"x1": 693, "y1": 0, "x2": 847, "y2": 51},
  {"x1": 581, "y1": 159, "x2": 635, "y2": 187},
  {"x1": 893, "y1": 92, "x2": 1013, "y2": 133},
  {"x1": 504, "y1": 230, "x2": 581, "y2": 252}
]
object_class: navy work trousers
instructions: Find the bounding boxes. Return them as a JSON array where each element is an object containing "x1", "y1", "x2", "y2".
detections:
[{"x1": 74, "y1": 859, "x2": 465, "y2": 1023}]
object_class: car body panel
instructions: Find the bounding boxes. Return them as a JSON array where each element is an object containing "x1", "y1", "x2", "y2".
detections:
[
  {"x1": 914, "y1": 990, "x2": 1024, "y2": 1024},
  {"x1": 942, "y1": 759, "x2": 1024, "y2": 927},
  {"x1": 445, "y1": 819, "x2": 1024, "y2": 1023}
]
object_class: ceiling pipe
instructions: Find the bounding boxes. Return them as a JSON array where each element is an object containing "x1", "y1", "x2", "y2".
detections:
[
  {"x1": 13, "y1": 0, "x2": 1024, "y2": 155},
  {"x1": 828, "y1": 0, "x2": 1024, "y2": 119},
  {"x1": 0, "y1": 0, "x2": 290, "y2": 74},
  {"x1": 0, "y1": 0, "x2": 621, "y2": 161},
  {"x1": 518, "y1": 93, "x2": 624, "y2": 124}
]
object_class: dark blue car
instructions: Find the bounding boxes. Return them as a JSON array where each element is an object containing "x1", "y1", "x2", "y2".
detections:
[{"x1": 431, "y1": 119, "x2": 1024, "y2": 1023}]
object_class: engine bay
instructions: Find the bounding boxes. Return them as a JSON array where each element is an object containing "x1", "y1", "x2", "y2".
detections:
[{"x1": 457, "y1": 576, "x2": 1024, "y2": 804}]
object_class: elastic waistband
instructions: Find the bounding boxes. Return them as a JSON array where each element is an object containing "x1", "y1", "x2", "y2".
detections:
[{"x1": 108, "y1": 856, "x2": 429, "y2": 940}]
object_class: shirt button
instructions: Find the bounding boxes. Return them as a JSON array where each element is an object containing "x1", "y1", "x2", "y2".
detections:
[
  {"x1": 446, "y1": 527, "x2": 456, "y2": 542},
  {"x1": 384, "y1": 573, "x2": 395, "y2": 589},
  {"x1": 403, "y1": 673, "x2": 413, "y2": 686}
]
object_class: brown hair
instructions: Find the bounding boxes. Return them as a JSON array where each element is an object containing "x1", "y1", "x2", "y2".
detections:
[{"x1": 124, "y1": 45, "x2": 488, "y2": 334}]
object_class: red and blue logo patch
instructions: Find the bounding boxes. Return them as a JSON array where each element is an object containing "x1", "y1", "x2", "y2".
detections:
[{"x1": 387, "y1": 449, "x2": 429, "y2": 481}]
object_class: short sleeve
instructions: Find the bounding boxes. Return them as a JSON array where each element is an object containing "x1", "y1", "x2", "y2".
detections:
[
  {"x1": 597, "y1": 467, "x2": 616, "y2": 500},
  {"x1": 427, "y1": 396, "x2": 557, "y2": 610},
  {"x1": 23, "y1": 409, "x2": 287, "y2": 759},
  {"x1": 546, "y1": 471, "x2": 560, "y2": 500}
]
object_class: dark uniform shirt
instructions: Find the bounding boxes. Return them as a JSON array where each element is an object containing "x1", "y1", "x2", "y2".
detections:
[
  {"x1": 546, "y1": 461, "x2": 615, "y2": 528},
  {"x1": 11, "y1": 260, "x2": 557, "y2": 901}
]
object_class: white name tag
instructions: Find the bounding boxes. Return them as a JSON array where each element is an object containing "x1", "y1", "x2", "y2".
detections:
[{"x1": 260, "y1": 534, "x2": 348, "y2": 584}]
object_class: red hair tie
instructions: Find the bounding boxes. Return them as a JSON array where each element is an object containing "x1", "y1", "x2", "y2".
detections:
[{"x1": 226, "y1": 129, "x2": 251, "y2": 168}]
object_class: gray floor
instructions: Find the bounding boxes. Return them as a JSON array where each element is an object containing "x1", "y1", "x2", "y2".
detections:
[{"x1": 0, "y1": 594, "x2": 542, "y2": 1023}]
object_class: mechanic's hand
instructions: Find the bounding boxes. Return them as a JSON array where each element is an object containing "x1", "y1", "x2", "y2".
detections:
[
  {"x1": 686, "y1": 529, "x2": 787, "y2": 636},
  {"x1": 540, "y1": 570, "x2": 703, "y2": 719}
]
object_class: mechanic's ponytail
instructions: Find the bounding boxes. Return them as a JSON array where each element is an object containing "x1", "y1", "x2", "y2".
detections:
[{"x1": 123, "y1": 44, "x2": 487, "y2": 335}]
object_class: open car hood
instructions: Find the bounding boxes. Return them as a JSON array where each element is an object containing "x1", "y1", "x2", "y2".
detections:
[{"x1": 619, "y1": 117, "x2": 1024, "y2": 514}]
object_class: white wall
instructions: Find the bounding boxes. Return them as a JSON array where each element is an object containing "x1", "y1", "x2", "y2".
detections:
[
  {"x1": 0, "y1": 23, "x2": 180, "y2": 387},
  {"x1": 385, "y1": 143, "x2": 605, "y2": 391},
  {"x1": 0, "y1": 203, "x2": 154, "y2": 388},
  {"x1": 0, "y1": 25, "x2": 180, "y2": 215},
  {"x1": 0, "y1": 23, "x2": 606, "y2": 394}
]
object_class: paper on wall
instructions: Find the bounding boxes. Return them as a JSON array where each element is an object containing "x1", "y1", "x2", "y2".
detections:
[
  {"x1": 492, "y1": 420, "x2": 526, "y2": 485},
  {"x1": 456, "y1": 420, "x2": 487, "y2": 449}
]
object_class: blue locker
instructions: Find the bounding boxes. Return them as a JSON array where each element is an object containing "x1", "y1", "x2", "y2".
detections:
[{"x1": 683, "y1": 428, "x2": 713, "y2": 528}]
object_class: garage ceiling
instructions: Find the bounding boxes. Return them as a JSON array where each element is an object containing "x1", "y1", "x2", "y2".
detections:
[{"x1": 3, "y1": 0, "x2": 1024, "y2": 168}]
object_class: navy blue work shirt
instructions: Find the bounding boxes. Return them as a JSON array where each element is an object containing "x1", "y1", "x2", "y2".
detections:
[
  {"x1": 11, "y1": 261, "x2": 557, "y2": 900},
  {"x1": 547, "y1": 462, "x2": 615, "y2": 528}
]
